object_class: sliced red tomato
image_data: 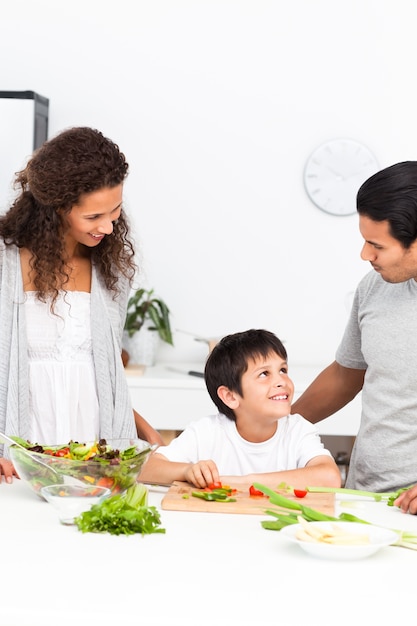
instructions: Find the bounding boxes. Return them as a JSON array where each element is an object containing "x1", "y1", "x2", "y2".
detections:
[
  {"x1": 293, "y1": 488, "x2": 308, "y2": 498},
  {"x1": 208, "y1": 481, "x2": 223, "y2": 490},
  {"x1": 54, "y1": 447, "x2": 70, "y2": 457},
  {"x1": 249, "y1": 485, "x2": 265, "y2": 497}
]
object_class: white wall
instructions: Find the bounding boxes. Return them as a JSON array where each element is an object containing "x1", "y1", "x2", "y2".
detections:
[{"x1": 1, "y1": 0, "x2": 416, "y2": 366}]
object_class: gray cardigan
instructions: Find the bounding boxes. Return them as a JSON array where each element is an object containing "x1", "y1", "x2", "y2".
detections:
[{"x1": 0, "y1": 243, "x2": 136, "y2": 454}]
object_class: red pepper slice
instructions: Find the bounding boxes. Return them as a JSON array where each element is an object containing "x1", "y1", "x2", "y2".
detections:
[
  {"x1": 96, "y1": 476, "x2": 115, "y2": 489},
  {"x1": 293, "y1": 488, "x2": 308, "y2": 498},
  {"x1": 208, "y1": 481, "x2": 223, "y2": 490},
  {"x1": 249, "y1": 485, "x2": 265, "y2": 497}
]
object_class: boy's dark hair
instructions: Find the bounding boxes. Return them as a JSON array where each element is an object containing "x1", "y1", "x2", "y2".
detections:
[
  {"x1": 357, "y1": 161, "x2": 417, "y2": 248},
  {"x1": 204, "y1": 329, "x2": 287, "y2": 421}
]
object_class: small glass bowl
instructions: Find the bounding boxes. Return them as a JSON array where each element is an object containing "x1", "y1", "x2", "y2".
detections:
[{"x1": 41, "y1": 483, "x2": 111, "y2": 525}]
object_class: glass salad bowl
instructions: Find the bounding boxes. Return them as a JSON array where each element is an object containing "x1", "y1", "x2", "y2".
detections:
[
  {"x1": 9, "y1": 438, "x2": 155, "y2": 497},
  {"x1": 41, "y1": 483, "x2": 111, "y2": 525}
]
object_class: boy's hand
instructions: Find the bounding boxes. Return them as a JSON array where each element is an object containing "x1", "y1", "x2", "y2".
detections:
[{"x1": 184, "y1": 460, "x2": 220, "y2": 488}]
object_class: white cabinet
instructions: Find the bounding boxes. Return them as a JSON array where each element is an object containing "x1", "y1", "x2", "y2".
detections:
[
  {"x1": 126, "y1": 364, "x2": 216, "y2": 431},
  {"x1": 125, "y1": 363, "x2": 361, "y2": 437}
]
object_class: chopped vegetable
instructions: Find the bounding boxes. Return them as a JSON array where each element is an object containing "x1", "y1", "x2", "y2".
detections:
[
  {"x1": 191, "y1": 487, "x2": 236, "y2": 503},
  {"x1": 249, "y1": 485, "x2": 266, "y2": 497},
  {"x1": 255, "y1": 484, "x2": 326, "y2": 515},
  {"x1": 253, "y1": 482, "x2": 417, "y2": 551},
  {"x1": 293, "y1": 489, "x2": 308, "y2": 498},
  {"x1": 96, "y1": 476, "x2": 116, "y2": 489},
  {"x1": 75, "y1": 483, "x2": 166, "y2": 536},
  {"x1": 208, "y1": 481, "x2": 223, "y2": 490}
]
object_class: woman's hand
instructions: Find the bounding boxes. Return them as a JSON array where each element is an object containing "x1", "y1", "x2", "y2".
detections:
[{"x1": 0, "y1": 458, "x2": 19, "y2": 484}]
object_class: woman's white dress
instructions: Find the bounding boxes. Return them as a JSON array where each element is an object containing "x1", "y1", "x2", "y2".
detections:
[{"x1": 24, "y1": 291, "x2": 99, "y2": 445}]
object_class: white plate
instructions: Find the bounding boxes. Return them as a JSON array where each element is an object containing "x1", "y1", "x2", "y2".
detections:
[{"x1": 280, "y1": 521, "x2": 398, "y2": 560}]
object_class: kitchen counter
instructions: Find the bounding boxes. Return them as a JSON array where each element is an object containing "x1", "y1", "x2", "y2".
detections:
[
  {"x1": 126, "y1": 362, "x2": 362, "y2": 436},
  {"x1": 1, "y1": 479, "x2": 416, "y2": 626}
]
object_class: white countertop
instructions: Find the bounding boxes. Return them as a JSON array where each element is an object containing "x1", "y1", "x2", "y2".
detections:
[{"x1": 1, "y1": 479, "x2": 416, "y2": 626}]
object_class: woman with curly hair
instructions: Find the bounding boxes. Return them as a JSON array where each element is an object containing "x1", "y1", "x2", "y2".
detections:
[{"x1": 0, "y1": 126, "x2": 163, "y2": 482}]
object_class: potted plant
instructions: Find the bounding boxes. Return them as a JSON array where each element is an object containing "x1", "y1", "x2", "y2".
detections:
[{"x1": 123, "y1": 288, "x2": 173, "y2": 366}]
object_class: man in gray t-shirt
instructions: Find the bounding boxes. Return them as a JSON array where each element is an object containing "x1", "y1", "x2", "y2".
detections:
[{"x1": 292, "y1": 160, "x2": 417, "y2": 515}]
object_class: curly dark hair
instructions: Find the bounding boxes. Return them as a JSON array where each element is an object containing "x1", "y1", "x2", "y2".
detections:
[{"x1": 0, "y1": 126, "x2": 136, "y2": 303}]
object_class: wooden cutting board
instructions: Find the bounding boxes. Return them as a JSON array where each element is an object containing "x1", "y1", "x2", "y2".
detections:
[{"x1": 161, "y1": 482, "x2": 335, "y2": 516}]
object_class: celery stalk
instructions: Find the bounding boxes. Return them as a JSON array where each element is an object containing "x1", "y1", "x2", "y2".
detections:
[
  {"x1": 306, "y1": 485, "x2": 415, "y2": 507},
  {"x1": 306, "y1": 486, "x2": 396, "y2": 501},
  {"x1": 256, "y1": 481, "x2": 417, "y2": 551}
]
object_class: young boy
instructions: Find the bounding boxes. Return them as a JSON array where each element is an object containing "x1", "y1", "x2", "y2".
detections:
[{"x1": 139, "y1": 329, "x2": 341, "y2": 488}]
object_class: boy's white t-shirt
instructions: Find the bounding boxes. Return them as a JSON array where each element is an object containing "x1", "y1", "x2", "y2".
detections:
[{"x1": 155, "y1": 413, "x2": 331, "y2": 475}]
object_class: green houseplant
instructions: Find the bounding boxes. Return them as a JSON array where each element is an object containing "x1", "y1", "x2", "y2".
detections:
[{"x1": 124, "y1": 288, "x2": 173, "y2": 345}]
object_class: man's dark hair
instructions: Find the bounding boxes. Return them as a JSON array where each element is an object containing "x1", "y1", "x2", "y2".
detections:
[{"x1": 357, "y1": 161, "x2": 417, "y2": 248}]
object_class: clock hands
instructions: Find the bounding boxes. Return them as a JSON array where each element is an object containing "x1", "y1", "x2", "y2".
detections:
[
  {"x1": 344, "y1": 168, "x2": 371, "y2": 181},
  {"x1": 326, "y1": 164, "x2": 369, "y2": 182},
  {"x1": 325, "y1": 165, "x2": 344, "y2": 181}
]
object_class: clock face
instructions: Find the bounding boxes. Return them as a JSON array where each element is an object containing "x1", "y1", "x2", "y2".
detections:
[{"x1": 304, "y1": 139, "x2": 379, "y2": 216}]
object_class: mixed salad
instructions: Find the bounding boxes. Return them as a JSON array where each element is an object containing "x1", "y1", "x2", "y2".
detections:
[
  {"x1": 20, "y1": 438, "x2": 141, "y2": 462},
  {"x1": 10, "y1": 437, "x2": 152, "y2": 495}
]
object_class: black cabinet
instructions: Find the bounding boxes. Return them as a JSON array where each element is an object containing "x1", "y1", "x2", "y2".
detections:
[{"x1": 0, "y1": 90, "x2": 49, "y2": 212}]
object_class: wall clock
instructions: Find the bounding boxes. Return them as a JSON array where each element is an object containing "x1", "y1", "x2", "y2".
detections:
[{"x1": 303, "y1": 139, "x2": 379, "y2": 216}]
